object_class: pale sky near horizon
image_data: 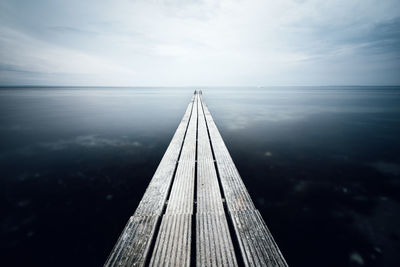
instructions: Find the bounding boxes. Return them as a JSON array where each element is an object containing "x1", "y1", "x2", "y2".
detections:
[{"x1": 0, "y1": 0, "x2": 399, "y2": 86}]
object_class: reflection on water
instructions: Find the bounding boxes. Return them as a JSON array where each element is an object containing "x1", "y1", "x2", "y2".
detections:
[{"x1": 1, "y1": 87, "x2": 399, "y2": 266}]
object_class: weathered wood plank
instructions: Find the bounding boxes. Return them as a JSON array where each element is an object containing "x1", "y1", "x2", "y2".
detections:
[
  {"x1": 196, "y1": 159, "x2": 225, "y2": 214},
  {"x1": 231, "y1": 210, "x2": 287, "y2": 267},
  {"x1": 148, "y1": 93, "x2": 198, "y2": 265},
  {"x1": 165, "y1": 93, "x2": 198, "y2": 215},
  {"x1": 196, "y1": 94, "x2": 238, "y2": 266},
  {"x1": 105, "y1": 94, "x2": 195, "y2": 267},
  {"x1": 197, "y1": 99, "x2": 224, "y2": 214},
  {"x1": 196, "y1": 213, "x2": 238, "y2": 267},
  {"x1": 135, "y1": 93, "x2": 195, "y2": 216},
  {"x1": 105, "y1": 215, "x2": 160, "y2": 266},
  {"x1": 149, "y1": 214, "x2": 192, "y2": 267},
  {"x1": 200, "y1": 102, "x2": 255, "y2": 212},
  {"x1": 199, "y1": 93, "x2": 288, "y2": 267}
]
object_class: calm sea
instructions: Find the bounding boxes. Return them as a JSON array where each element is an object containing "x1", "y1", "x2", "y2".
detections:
[{"x1": 1, "y1": 87, "x2": 399, "y2": 266}]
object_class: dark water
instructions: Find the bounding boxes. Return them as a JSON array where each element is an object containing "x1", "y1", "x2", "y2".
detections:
[{"x1": 1, "y1": 87, "x2": 400, "y2": 267}]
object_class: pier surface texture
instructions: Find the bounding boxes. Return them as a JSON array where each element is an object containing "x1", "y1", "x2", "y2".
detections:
[{"x1": 105, "y1": 91, "x2": 288, "y2": 267}]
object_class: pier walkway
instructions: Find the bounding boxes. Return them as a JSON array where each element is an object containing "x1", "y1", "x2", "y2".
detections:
[{"x1": 105, "y1": 91, "x2": 288, "y2": 267}]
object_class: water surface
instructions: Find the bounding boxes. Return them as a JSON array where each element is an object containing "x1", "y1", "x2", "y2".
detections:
[{"x1": 1, "y1": 87, "x2": 399, "y2": 266}]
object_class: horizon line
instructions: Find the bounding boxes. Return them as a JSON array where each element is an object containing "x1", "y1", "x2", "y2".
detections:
[{"x1": 1, "y1": 85, "x2": 400, "y2": 88}]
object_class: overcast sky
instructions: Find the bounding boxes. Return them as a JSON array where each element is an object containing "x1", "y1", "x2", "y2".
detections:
[{"x1": 0, "y1": 0, "x2": 399, "y2": 86}]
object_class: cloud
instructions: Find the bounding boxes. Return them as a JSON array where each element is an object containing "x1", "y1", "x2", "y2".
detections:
[
  {"x1": 0, "y1": 0, "x2": 399, "y2": 86},
  {"x1": 47, "y1": 26, "x2": 99, "y2": 36},
  {"x1": 0, "y1": 25, "x2": 136, "y2": 86}
]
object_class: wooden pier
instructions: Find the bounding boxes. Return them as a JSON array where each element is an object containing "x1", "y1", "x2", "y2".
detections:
[{"x1": 105, "y1": 91, "x2": 288, "y2": 267}]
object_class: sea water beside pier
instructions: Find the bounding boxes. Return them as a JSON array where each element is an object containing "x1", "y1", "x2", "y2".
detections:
[{"x1": 1, "y1": 86, "x2": 399, "y2": 266}]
